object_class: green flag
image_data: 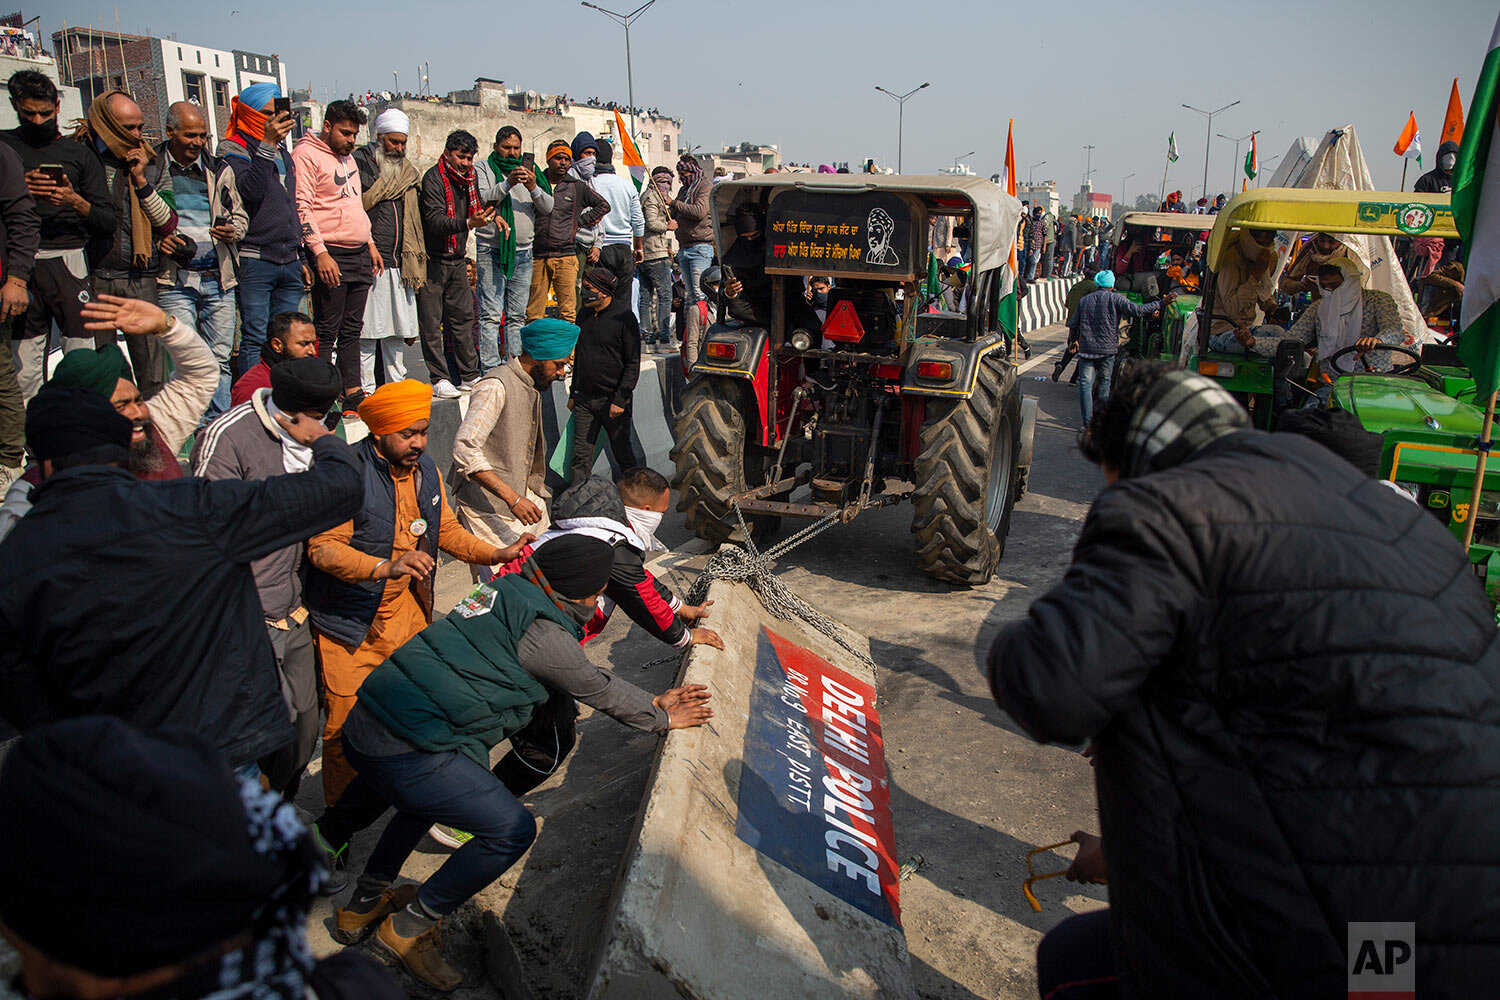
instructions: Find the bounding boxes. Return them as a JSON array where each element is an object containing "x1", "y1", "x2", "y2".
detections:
[
  {"x1": 1456, "y1": 14, "x2": 1500, "y2": 398},
  {"x1": 924, "y1": 252, "x2": 941, "y2": 299}
]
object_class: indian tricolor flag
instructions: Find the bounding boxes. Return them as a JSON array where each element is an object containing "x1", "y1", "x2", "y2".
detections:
[
  {"x1": 1394, "y1": 111, "x2": 1422, "y2": 164},
  {"x1": 997, "y1": 118, "x2": 1020, "y2": 336},
  {"x1": 612, "y1": 108, "x2": 646, "y2": 191},
  {"x1": 1457, "y1": 13, "x2": 1500, "y2": 398}
]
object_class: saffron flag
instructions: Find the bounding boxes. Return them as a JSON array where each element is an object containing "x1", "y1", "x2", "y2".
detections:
[
  {"x1": 1167, "y1": 132, "x2": 1179, "y2": 163},
  {"x1": 1244, "y1": 132, "x2": 1258, "y2": 180},
  {"x1": 612, "y1": 109, "x2": 646, "y2": 191},
  {"x1": 1442, "y1": 77, "x2": 1466, "y2": 147},
  {"x1": 1456, "y1": 13, "x2": 1500, "y2": 397},
  {"x1": 1394, "y1": 112, "x2": 1422, "y2": 163}
]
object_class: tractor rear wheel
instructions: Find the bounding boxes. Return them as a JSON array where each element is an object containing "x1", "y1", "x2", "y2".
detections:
[
  {"x1": 670, "y1": 378, "x2": 780, "y2": 545},
  {"x1": 910, "y1": 355, "x2": 1018, "y2": 585}
]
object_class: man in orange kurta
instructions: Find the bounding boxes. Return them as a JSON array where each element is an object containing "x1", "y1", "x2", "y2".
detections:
[{"x1": 304, "y1": 380, "x2": 532, "y2": 805}]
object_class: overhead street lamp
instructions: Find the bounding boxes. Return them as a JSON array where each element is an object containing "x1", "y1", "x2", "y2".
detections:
[
  {"x1": 1082, "y1": 144, "x2": 1095, "y2": 187},
  {"x1": 1217, "y1": 130, "x2": 1256, "y2": 196},
  {"x1": 875, "y1": 81, "x2": 930, "y2": 173},
  {"x1": 581, "y1": 0, "x2": 657, "y2": 134},
  {"x1": 952, "y1": 149, "x2": 974, "y2": 173},
  {"x1": 1258, "y1": 154, "x2": 1282, "y2": 188},
  {"x1": 1183, "y1": 100, "x2": 1240, "y2": 203},
  {"x1": 1029, "y1": 159, "x2": 1046, "y2": 184}
]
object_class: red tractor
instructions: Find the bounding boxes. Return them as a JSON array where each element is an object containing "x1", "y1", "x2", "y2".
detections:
[{"x1": 672, "y1": 175, "x2": 1036, "y2": 585}]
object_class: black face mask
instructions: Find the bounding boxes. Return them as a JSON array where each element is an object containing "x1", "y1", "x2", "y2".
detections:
[
  {"x1": 580, "y1": 288, "x2": 603, "y2": 306},
  {"x1": 810, "y1": 290, "x2": 828, "y2": 308},
  {"x1": 16, "y1": 118, "x2": 59, "y2": 144}
]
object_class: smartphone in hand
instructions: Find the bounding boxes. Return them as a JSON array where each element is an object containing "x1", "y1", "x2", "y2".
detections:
[
  {"x1": 37, "y1": 164, "x2": 67, "y2": 185},
  {"x1": 273, "y1": 97, "x2": 291, "y2": 116},
  {"x1": 521, "y1": 152, "x2": 536, "y2": 172}
]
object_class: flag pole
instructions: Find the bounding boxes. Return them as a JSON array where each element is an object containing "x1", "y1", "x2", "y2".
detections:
[
  {"x1": 1160, "y1": 157, "x2": 1169, "y2": 206},
  {"x1": 1464, "y1": 391, "x2": 1498, "y2": 551},
  {"x1": 1401, "y1": 160, "x2": 1409, "y2": 192}
]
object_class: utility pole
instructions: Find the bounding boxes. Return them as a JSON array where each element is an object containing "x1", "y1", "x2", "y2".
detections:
[
  {"x1": 1183, "y1": 100, "x2": 1240, "y2": 203},
  {"x1": 1217, "y1": 130, "x2": 1256, "y2": 196},
  {"x1": 1082, "y1": 144, "x2": 1095, "y2": 188},
  {"x1": 1029, "y1": 159, "x2": 1046, "y2": 185},
  {"x1": 1121, "y1": 172, "x2": 1136, "y2": 214},
  {"x1": 875, "y1": 82, "x2": 930, "y2": 173},
  {"x1": 581, "y1": 0, "x2": 657, "y2": 135}
]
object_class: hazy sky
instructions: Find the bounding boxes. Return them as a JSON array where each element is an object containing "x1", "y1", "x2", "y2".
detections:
[{"x1": 43, "y1": 0, "x2": 1497, "y2": 201}]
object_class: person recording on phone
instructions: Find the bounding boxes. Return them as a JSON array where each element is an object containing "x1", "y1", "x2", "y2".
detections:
[
  {"x1": 419, "y1": 129, "x2": 493, "y2": 398},
  {"x1": 1, "y1": 70, "x2": 115, "y2": 400},
  {"x1": 220, "y1": 83, "x2": 306, "y2": 385},
  {"x1": 155, "y1": 101, "x2": 248, "y2": 424},
  {"x1": 475, "y1": 126, "x2": 552, "y2": 369}
]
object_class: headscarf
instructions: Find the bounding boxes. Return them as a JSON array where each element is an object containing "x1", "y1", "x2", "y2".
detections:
[
  {"x1": 0, "y1": 717, "x2": 325, "y2": 996},
  {"x1": 357, "y1": 379, "x2": 433, "y2": 434},
  {"x1": 1315, "y1": 257, "x2": 1366, "y2": 365},
  {"x1": 531, "y1": 533, "x2": 615, "y2": 599},
  {"x1": 571, "y1": 131, "x2": 598, "y2": 161},
  {"x1": 677, "y1": 152, "x2": 703, "y2": 186},
  {"x1": 1120, "y1": 371, "x2": 1249, "y2": 479},
  {"x1": 24, "y1": 385, "x2": 132, "y2": 461},
  {"x1": 269, "y1": 356, "x2": 341, "y2": 415},
  {"x1": 582, "y1": 266, "x2": 618, "y2": 296},
  {"x1": 537, "y1": 139, "x2": 572, "y2": 195},
  {"x1": 486, "y1": 126, "x2": 524, "y2": 279},
  {"x1": 651, "y1": 167, "x2": 673, "y2": 201},
  {"x1": 520, "y1": 318, "x2": 581, "y2": 361},
  {"x1": 77, "y1": 90, "x2": 152, "y2": 267},
  {"x1": 225, "y1": 82, "x2": 281, "y2": 142},
  {"x1": 1093, "y1": 269, "x2": 1116, "y2": 288},
  {"x1": 438, "y1": 153, "x2": 480, "y2": 258},
  {"x1": 373, "y1": 108, "x2": 410, "y2": 136},
  {"x1": 594, "y1": 138, "x2": 616, "y2": 175},
  {"x1": 818, "y1": 163, "x2": 836, "y2": 173},
  {"x1": 51, "y1": 342, "x2": 132, "y2": 397}
]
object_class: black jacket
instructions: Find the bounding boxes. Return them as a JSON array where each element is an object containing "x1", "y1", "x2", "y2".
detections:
[
  {"x1": 0, "y1": 437, "x2": 364, "y2": 767},
  {"x1": 532, "y1": 173, "x2": 607, "y2": 260},
  {"x1": 987, "y1": 431, "x2": 1500, "y2": 999},
  {"x1": 354, "y1": 144, "x2": 402, "y2": 261},
  {"x1": 572, "y1": 298, "x2": 641, "y2": 407},
  {"x1": 0, "y1": 140, "x2": 40, "y2": 285},
  {"x1": 1414, "y1": 140, "x2": 1459, "y2": 195},
  {"x1": 0, "y1": 125, "x2": 115, "y2": 251},
  {"x1": 420, "y1": 161, "x2": 474, "y2": 262}
]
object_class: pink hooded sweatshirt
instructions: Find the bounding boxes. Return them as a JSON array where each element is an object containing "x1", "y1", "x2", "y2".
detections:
[{"x1": 290, "y1": 133, "x2": 371, "y2": 256}]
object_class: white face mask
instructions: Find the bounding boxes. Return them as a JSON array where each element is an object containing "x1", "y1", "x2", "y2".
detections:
[
  {"x1": 1440, "y1": 153, "x2": 1457, "y2": 171},
  {"x1": 624, "y1": 506, "x2": 666, "y2": 552}
]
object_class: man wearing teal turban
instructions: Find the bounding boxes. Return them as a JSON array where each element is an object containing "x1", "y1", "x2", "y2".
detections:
[{"x1": 448, "y1": 318, "x2": 580, "y2": 569}]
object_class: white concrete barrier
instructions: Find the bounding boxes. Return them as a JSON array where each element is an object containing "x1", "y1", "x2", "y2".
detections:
[
  {"x1": 1020, "y1": 275, "x2": 1082, "y2": 332},
  {"x1": 588, "y1": 579, "x2": 917, "y2": 999}
]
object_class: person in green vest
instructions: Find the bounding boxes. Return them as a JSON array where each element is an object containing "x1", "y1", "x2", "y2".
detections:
[{"x1": 324, "y1": 533, "x2": 712, "y2": 990}]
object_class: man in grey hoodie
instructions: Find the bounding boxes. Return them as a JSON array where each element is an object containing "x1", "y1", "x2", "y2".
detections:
[{"x1": 475, "y1": 126, "x2": 553, "y2": 369}]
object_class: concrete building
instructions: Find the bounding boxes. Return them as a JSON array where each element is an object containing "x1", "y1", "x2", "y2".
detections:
[
  {"x1": 1017, "y1": 180, "x2": 1060, "y2": 217},
  {"x1": 0, "y1": 24, "x2": 82, "y2": 129},
  {"x1": 358, "y1": 79, "x2": 682, "y2": 176},
  {"x1": 52, "y1": 26, "x2": 287, "y2": 140},
  {"x1": 1071, "y1": 181, "x2": 1111, "y2": 218}
]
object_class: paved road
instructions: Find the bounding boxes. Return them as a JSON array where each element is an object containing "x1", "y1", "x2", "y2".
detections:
[{"x1": 290, "y1": 320, "x2": 1108, "y2": 999}]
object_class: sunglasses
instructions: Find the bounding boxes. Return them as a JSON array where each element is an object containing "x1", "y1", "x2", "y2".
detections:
[{"x1": 1022, "y1": 840, "x2": 1075, "y2": 912}]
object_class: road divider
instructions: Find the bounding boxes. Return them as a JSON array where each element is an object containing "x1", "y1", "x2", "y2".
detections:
[{"x1": 1021, "y1": 275, "x2": 1082, "y2": 332}]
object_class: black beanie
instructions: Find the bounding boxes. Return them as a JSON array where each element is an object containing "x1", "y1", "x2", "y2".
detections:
[
  {"x1": 25, "y1": 384, "x2": 132, "y2": 462},
  {"x1": 270, "y1": 356, "x2": 342, "y2": 415},
  {"x1": 0, "y1": 717, "x2": 317, "y2": 976},
  {"x1": 533, "y1": 533, "x2": 616, "y2": 599},
  {"x1": 583, "y1": 266, "x2": 618, "y2": 296},
  {"x1": 1276, "y1": 408, "x2": 1386, "y2": 479}
]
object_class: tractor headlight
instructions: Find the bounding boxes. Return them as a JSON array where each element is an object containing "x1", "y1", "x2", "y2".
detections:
[{"x1": 789, "y1": 329, "x2": 813, "y2": 352}]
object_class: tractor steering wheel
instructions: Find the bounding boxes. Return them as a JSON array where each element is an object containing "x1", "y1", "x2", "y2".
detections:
[{"x1": 1323, "y1": 343, "x2": 1423, "y2": 377}]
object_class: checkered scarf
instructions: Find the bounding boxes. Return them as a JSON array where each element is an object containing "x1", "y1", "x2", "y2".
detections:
[
  {"x1": 439, "y1": 156, "x2": 480, "y2": 258},
  {"x1": 1121, "y1": 371, "x2": 1249, "y2": 480}
]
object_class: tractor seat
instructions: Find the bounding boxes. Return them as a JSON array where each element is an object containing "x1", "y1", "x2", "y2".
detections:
[{"x1": 1421, "y1": 341, "x2": 1462, "y2": 367}]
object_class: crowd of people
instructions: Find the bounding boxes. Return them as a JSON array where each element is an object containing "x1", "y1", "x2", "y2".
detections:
[{"x1": 0, "y1": 68, "x2": 740, "y2": 993}]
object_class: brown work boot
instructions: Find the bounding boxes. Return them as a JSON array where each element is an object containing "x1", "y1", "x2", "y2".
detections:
[
  {"x1": 374, "y1": 914, "x2": 462, "y2": 992},
  {"x1": 332, "y1": 883, "x2": 418, "y2": 945}
]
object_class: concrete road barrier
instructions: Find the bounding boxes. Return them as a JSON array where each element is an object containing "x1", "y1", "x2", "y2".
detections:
[
  {"x1": 588, "y1": 580, "x2": 917, "y2": 999},
  {"x1": 1020, "y1": 276, "x2": 1082, "y2": 332}
]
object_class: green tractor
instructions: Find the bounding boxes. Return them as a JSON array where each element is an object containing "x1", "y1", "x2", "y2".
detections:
[
  {"x1": 1188, "y1": 189, "x2": 1500, "y2": 599},
  {"x1": 671, "y1": 175, "x2": 1035, "y2": 585}
]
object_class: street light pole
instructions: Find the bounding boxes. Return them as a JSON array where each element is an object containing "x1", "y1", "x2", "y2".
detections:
[
  {"x1": 1082, "y1": 144, "x2": 1095, "y2": 188},
  {"x1": 875, "y1": 82, "x2": 930, "y2": 173},
  {"x1": 1029, "y1": 159, "x2": 1046, "y2": 185},
  {"x1": 1121, "y1": 172, "x2": 1136, "y2": 214},
  {"x1": 952, "y1": 149, "x2": 974, "y2": 173},
  {"x1": 1183, "y1": 100, "x2": 1240, "y2": 203},
  {"x1": 1217, "y1": 131, "x2": 1255, "y2": 196},
  {"x1": 581, "y1": 0, "x2": 657, "y2": 135}
]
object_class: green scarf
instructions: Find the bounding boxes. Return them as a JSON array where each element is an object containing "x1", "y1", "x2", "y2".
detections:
[{"x1": 487, "y1": 152, "x2": 523, "y2": 278}]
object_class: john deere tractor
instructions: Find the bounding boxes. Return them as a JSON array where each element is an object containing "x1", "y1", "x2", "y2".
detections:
[{"x1": 670, "y1": 175, "x2": 1035, "y2": 586}]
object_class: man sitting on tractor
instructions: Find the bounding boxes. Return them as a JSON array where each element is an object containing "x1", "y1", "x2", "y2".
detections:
[
  {"x1": 721, "y1": 204, "x2": 820, "y2": 333},
  {"x1": 1205, "y1": 228, "x2": 1280, "y2": 352}
]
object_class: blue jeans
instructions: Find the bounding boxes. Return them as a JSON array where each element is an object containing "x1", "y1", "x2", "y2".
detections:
[
  {"x1": 639, "y1": 258, "x2": 673, "y2": 343},
  {"x1": 235, "y1": 257, "x2": 304, "y2": 377},
  {"x1": 1077, "y1": 355, "x2": 1114, "y2": 424},
  {"x1": 678, "y1": 243, "x2": 714, "y2": 306},
  {"x1": 344, "y1": 735, "x2": 537, "y2": 916},
  {"x1": 475, "y1": 243, "x2": 534, "y2": 369},
  {"x1": 159, "y1": 274, "x2": 237, "y2": 421}
]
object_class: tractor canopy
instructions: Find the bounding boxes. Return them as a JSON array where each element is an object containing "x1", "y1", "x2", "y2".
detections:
[{"x1": 709, "y1": 174, "x2": 1024, "y2": 279}]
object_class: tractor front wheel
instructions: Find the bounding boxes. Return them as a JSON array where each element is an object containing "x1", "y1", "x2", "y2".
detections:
[{"x1": 670, "y1": 378, "x2": 780, "y2": 545}]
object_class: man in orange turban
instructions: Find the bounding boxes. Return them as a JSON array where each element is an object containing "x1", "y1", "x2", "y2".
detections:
[{"x1": 302, "y1": 379, "x2": 534, "y2": 839}]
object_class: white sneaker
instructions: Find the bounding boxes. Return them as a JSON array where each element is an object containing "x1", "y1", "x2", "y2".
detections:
[
  {"x1": 432, "y1": 379, "x2": 461, "y2": 400},
  {"x1": 458, "y1": 379, "x2": 478, "y2": 393}
]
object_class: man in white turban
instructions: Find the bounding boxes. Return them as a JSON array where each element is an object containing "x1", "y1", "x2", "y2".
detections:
[{"x1": 353, "y1": 108, "x2": 424, "y2": 395}]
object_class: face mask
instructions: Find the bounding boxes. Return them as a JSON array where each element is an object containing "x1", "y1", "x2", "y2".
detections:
[
  {"x1": 575, "y1": 155, "x2": 596, "y2": 179},
  {"x1": 810, "y1": 290, "x2": 829, "y2": 309},
  {"x1": 625, "y1": 506, "x2": 667, "y2": 552},
  {"x1": 580, "y1": 287, "x2": 602, "y2": 306},
  {"x1": 1440, "y1": 153, "x2": 1457, "y2": 171},
  {"x1": 17, "y1": 117, "x2": 58, "y2": 144}
]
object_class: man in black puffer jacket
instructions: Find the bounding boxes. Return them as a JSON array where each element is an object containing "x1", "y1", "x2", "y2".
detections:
[{"x1": 987, "y1": 363, "x2": 1500, "y2": 1000}]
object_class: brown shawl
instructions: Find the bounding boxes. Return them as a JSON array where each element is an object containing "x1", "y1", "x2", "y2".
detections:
[{"x1": 361, "y1": 152, "x2": 427, "y2": 290}]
